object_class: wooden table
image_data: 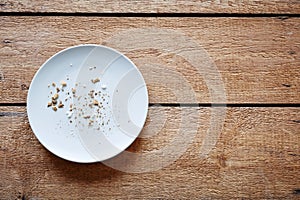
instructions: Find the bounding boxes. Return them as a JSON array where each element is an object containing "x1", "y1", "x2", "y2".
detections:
[{"x1": 1, "y1": 1, "x2": 299, "y2": 199}]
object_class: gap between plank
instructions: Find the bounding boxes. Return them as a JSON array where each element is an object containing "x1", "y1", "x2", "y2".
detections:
[
  {"x1": 149, "y1": 103, "x2": 300, "y2": 107},
  {"x1": 0, "y1": 12, "x2": 299, "y2": 18},
  {"x1": 0, "y1": 103, "x2": 299, "y2": 108}
]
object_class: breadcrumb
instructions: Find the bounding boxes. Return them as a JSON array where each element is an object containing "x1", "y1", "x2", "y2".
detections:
[
  {"x1": 91, "y1": 78, "x2": 100, "y2": 84},
  {"x1": 60, "y1": 81, "x2": 67, "y2": 87},
  {"x1": 93, "y1": 99, "x2": 99, "y2": 106},
  {"x1": 58, "y1": 101, "x2": 64, "y2": 108},
  {"x1": 52, "y1": 93, "x2": 59, "y2": 100},
  {"x1": 52, "y1": 99, "x2": 57, "y2": 105}
]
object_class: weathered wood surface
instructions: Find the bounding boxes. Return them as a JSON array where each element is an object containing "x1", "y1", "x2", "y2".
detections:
[
  {"x1": 0, "y1": 17, "x2": 299, "y2": 104},
  {"x1": 0, "y1": 106, "x2": 299, "y2": 199},
  {"x1": 0, "y1": 0, "x2": 299, "y2": 14},
  {"x1": 1, "y1": 0, "x2": 299, "y2": 199}
]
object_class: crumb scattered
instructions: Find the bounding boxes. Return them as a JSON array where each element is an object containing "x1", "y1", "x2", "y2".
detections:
[
  {"x1": 47, "y1": 73, "x2": 111, "y2": 132},
  {"x1": 60, "y1": 81, "x2": 67, "y2": 87},
  {"x1": 91, "y1": 78, "x2": 100, "y2": 84},
  {"x1": 93, "y1": 99, "x2": 99, "y2": 106},
  {"x1": 58, "y1": 101, "x2": 64, "y2": 108},
  {"x1": 52, "y1": 99, "x2": 57, "y2": 105},
  {"x1": 88, "y1": 90, "x2": 95, "y2": 98},
  {"x1": 88, "y1": 120, "x2": 94, "y2": 126},
  {"x1": 52, "y1": 106, "x2": 57, "y2": 111},
  {"x1": 52, "y1": 93, "x2": 59, "y2": 100}
]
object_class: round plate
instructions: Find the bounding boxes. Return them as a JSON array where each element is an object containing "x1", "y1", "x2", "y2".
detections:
[{"x1": 27, "y1": 44, "x2": 148, "y2": 163}]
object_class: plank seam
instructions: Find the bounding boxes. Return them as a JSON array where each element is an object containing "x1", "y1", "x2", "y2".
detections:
[
  {"x1": 0, "y1": 12, "x2": 300, "y2": 18},
  {"x1": 149, "y1": 103, "x2": 300, "y2": 107},
  {"x1": 0, "y1": 103, "x2": 299, "y2": 107}
]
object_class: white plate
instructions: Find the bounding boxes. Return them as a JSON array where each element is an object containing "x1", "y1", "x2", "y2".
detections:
[{"x1": 27, "y1": 44, "x2": 148, "y2": 163}]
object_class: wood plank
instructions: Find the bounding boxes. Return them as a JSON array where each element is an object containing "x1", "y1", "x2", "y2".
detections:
[
  {"x1": 0, "y1": 0, "x2": 299, "y2": 14},
  {"x1": 0, "y1": 17, "x2": 299, "y2": 104},
  {"x1": 0, "y1": 106, "x2": 299, "y2": 199}
]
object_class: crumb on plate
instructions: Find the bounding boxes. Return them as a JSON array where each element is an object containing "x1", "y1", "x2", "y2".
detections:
[
  {"x1": 52, "y1": 93, "x2": 59, "y2": 100},
  {"x1": 91, "y1": 78, "x2": 100, "y2": 84},
  {"x1": 52, "y1": 106, "x2": 57, "y2": 111},
  {"x1": 58, "y1": 101, "x2": 64, "y2": 108},
  {"x1": 60, "y1": 81, "x2": 67, "y2": 87}
]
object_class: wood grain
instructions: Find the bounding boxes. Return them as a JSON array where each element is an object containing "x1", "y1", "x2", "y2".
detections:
[
  {"x1": 0, "y1": 17, "x2": 299, "y2": 104},
  {"x1": 0, "y1": 106, "x2": 299, "y2": 199},
  {"x1": 0, "y1": 0, "x2": 299, "y2": 14}
]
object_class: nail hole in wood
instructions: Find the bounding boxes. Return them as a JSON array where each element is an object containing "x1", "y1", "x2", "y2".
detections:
[
  {"x1": 3, "y1": 39, "x2": 12, "y2": 44},
  {"x1": 282, "y1": 84, "x2": 291, "y2": 87},
  {"x1": 293, "y1": 189, "x2": 300, "y2": 195},
  {"x1": 21, "y1": 84, "x2": 29, "y2": 90},
  {"x1": 288, "y1": 50, "x2": 296, "y2": 55}
]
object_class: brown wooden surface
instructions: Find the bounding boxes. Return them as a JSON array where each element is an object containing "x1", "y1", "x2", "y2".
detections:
[
  {"x1": 0, "y1": 0, "x2": 300, "y2": 14},
  {"x1": 0, "y1": 106, "x2": 299, "y2": 199},
  {"x1": 0, "y1": 17, "x2": 299, "y2": 104},
  {"x1": 1, "y1": 0, "x2": 300, "y2": 199}
]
